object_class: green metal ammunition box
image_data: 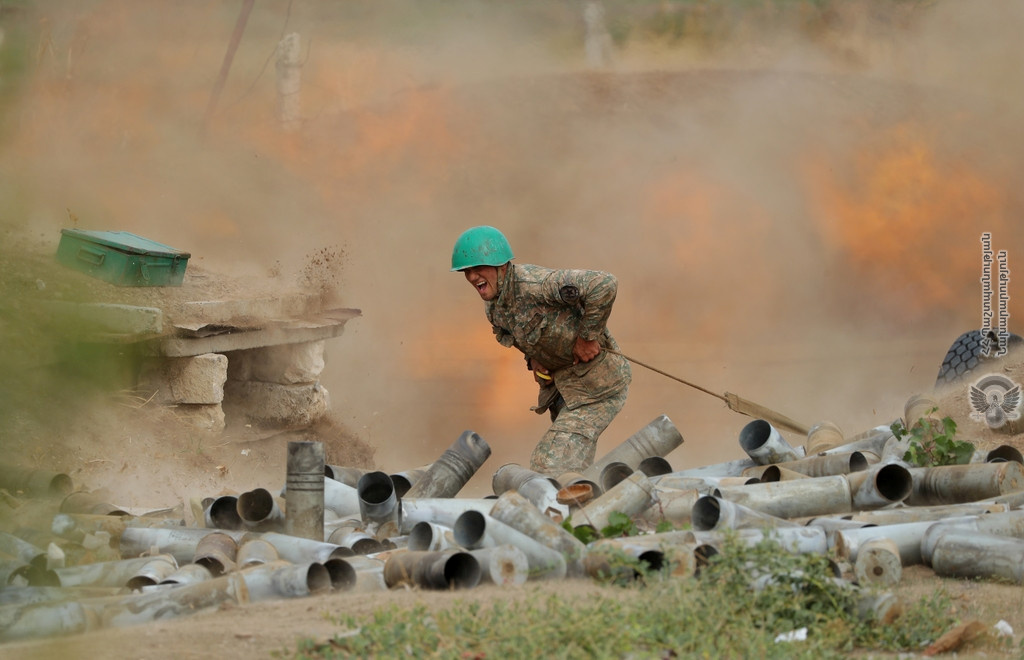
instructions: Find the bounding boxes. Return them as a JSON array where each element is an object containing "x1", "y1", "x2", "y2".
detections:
[{"x1": 56, "y1": 229, "x2": 191, "y2": 287}]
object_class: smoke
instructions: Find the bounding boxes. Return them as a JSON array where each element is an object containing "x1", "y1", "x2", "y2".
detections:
[{"x1": 2, "y1": 2, "x2": 1023, "y2": 495}]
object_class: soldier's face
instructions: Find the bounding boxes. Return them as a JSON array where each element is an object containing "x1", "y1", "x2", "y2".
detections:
[{"x1": 463, "y1": 265, "x2": 503, "y2": 301}]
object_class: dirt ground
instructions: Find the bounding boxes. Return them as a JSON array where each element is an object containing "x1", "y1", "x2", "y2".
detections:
[{"x1": 4, "y1": 1, "x2": 1024, "y2": 658}]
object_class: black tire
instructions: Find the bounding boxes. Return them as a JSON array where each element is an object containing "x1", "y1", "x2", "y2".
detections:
[{"x1": 935, "y1": 329, "x2": 1024, "y2": 387}]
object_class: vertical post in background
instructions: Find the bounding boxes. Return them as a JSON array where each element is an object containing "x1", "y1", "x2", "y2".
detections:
[
  {"x1": 276, "y1": 32, "x2": 302, "y2": 132},
  {"x1": 201, "y1": 0, "x2": 255, "y2": 137},
  {"x1": 285, "y1": 441, "x2": 324, "y2": 541}
]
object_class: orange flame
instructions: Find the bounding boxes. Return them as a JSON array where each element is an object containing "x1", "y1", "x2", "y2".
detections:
[{"x1": 805, "y1": 123, "x2": 1007, "y2": 316}]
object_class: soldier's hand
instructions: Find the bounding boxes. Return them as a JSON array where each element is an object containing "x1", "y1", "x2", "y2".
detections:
[
  {"x1": 529, "y1": 358, "x2": 554, "y2": 386},
  {"x1": 573, "y1": 337, "x2": 600, "y2": 364}
]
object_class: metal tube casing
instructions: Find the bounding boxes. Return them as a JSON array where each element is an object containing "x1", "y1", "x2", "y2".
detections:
[
  {"x1": 203, "y1": 495, "x2": 244, "y2": 530},
  {"x1": 488, "y1": 490, "x2": 586, "y2": 574},
  {"x1": 583, "y1": 541, "x2": 674, "y2": 581},
  {"x1": 59, "y1": 491, "x2": 127, "y2": 516},
  {"x1": 850, "y1": 502, "x2": 1008, "y2": 526},
  {"x1": 492, "y1": 463, "x2": 552, "y2": 495},
  {"x1": 638, "y1": 456, "x2": 673, "y2": 477},
  {"x1": 687, "y1": 527, "x2": 828, "y2": 555},
  {"x1": 989, "y1": 445, "x2": 1024, "y2": 464},
  {"x1": 0, "y1": 532, "x2": 46, "y2": 568},
  {"x1": 575, "y1": 471, "x2": 656, "y2": 533},
  {"x1": 638, "y1": 487, "x2": 701, "y2": 528},
  {"x1": 747, "y1": 466, "x2": 808, "y2": 482},
  {"x1": 906, "y1": 462, "x2": 1024, "y2": 506},
  {"x1": 259, "y1": 532, "x2": 352, "y2": 564},
  {"x1": 327, "y1": 528, "x2": 383, "y2": 556},
  {"x1": 159, "y1": 563, "x2": 213, "y2": 586},
  {"x1": 930, "y1": 531, "x2": 1024, "y2": 583},
  {"x1": 0, "y1": 573, "x2": 250, "y2": 643},
  {"x1": 382, "y1": 550, "x2": 481, "y2": 590},
  {"x1": 408, "y1": 522, "x2": 456, "y2": 552},
  {"x1": 714, "y1": 474, "x2": 853, "y2": 519},
  {"x1": 399, "y1": 498, "x2": 496, "y2": 534},
  {"x1": 0, "y1": 586, "x2": 123, "y2": 607},
  {"x1": 599, "y1": 462, "x2": 635, "y2": 492},
  {"x1": 846, "y1": 463, "x2": 913, "y2": 509},
  {"x1": 126, "y1": 557, "x2": 180, "y2": 591},
  {"x1": 580, "y1": 415, "x2": 684, "y2": 484},
  {"x1": 691, "y1": 495, "x2": 800, "y2": 532},
  {"x1": 833, "y1": 520, "x2": 959, "y2": 565},
  {"x1": 344, "y1": 555, "x2": 388, "y2": 593},
  {"x1": 356, "y1": 471, "x2": 401, "y2": 535},
  {"x1": 919, "y1": 510, "x2": 1024, "y2": 565},
  {"x1": 0, "y1": 464, "x2": 73, "y2": 498},
  {"x1": 320, "y1": 477, "x2": 361, "y2": 519},
  {"x1": 193, "y1": 532, "x2": 239, "y2": 576},
  {"x1": 324, "y1": 465, "x2": 365, "y2": 487},
  {"x1": 237, "y1": 488, "x2": 285, "y2": 532},
  {"x1": 53, "y1": 555, "x2": 178, "y2": 589},
  {"x1": 738, "y1": 419, "x2": 801, "y2": 465},
  {"x1": 804, "y1": 421, "x2": 845, "y2": 455},
  {"x1": 51, "y1": 513, "x2": 183, "y2": 545},
  {"x1": 772, "y1": 452, "x2": 869, "y2": 478},
  {"x1": 653, "y1": 474, "x2": 755, "y2": 492},
  {"x1": 453, "y1": 510, "x2": 566, "y2": 579},
  {"x1": 492, "y1": 463, "x2": 568, "y2": 520},
  {"x1": 102, "y1": 572, "x2": 250, "y2": 629},
  {"x1": 404, "y1": 431, "x2": 491, "y2": 499},
  {"x1": 469, "y1": 545, "x2": 530, "y2": 586},
  {"x1": 239, "y1": 560, "x2": 332, "y2": 601},
  {"x1": 236, "y1": 538, "x2": 280, "y2": 568},
  {"x1": 0, "y1": 600, "x2": 95, "y2": 642},
  {"x1": 285, "y1": 441, "x2": 325, "y2": 541},
  {"x1": 819, "y1": 427, "x2": 894, "y2": 459},
  {"x1": 804, "y1": 517, "x2": 877, "y2": 549},
  {"x1": 666, "y1": 457, "x2": 758, "y2": 479},
  {"x1": 322, "y1": 558, "x2": 358, "y2": 592},
  {"x1": 119, "y1": 527, "x2": 244, "y2": 565},
  {"x1": 588, "y1": 531, "x2": 699, "y2": 578},
  {"x1": 554, "y1": 473, "x2": 601, "y2": 502},
  {"x1": 853, "y1": 538, "x2": 902, "y2": 587},
  {"x1": 389, "y1": 466, "x2": 429, "y2": 499}
]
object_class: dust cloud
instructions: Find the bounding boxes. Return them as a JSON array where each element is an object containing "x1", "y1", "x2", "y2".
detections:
[{"x1": 2, "y1": 2, "x2": 1023, "y2": 496}]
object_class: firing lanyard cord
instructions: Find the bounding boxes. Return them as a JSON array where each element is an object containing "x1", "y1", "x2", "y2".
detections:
[{"x1": 605, "y1": 349, "x2": 727, "y2": 403}]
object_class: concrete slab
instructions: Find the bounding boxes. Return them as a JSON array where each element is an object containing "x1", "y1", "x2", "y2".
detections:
[
  {"x1": 152, "y1": 308, "x2": 361, "y2": 357},
  {"x1": 170, "y1": 294, "x2": 323, "y2": 328}
]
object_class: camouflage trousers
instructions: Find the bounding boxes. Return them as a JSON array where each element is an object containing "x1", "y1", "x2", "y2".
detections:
[{"x1": 529, "y1": 387, "x2": 628, "y2": 476}]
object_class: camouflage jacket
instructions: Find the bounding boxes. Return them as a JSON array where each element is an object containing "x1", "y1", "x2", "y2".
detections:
[{"x1": 485, "y1": 263, "x2": 631, "y2": 411}]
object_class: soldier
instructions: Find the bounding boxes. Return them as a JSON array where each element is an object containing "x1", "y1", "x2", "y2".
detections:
[{"x1": 451, "y1": 225, "x2": 631, "y2": 476}]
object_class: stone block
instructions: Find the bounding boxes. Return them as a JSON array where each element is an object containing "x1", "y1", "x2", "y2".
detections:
[
  {"x1": 138, "y1": 353, "x2": 228, "y2": 404},
  {"x1": 223, "y1": 380, "x2": 330, "y2": 429},
  {"x1": 226, "y1": 341, "x2": 326, "y2": 385}
]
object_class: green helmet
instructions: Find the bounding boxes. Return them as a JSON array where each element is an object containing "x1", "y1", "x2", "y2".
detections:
[{"x1": 450, "y1": 226, "x2": 514, "y2": 271}]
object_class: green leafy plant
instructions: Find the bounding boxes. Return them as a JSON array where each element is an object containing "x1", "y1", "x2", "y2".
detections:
[
  {"x1": 890, "y1": 408, "x2": 973, "y2": 467},
  {"x1": 655, "y1": 519, "x2": 676, "y2": 534},
  {"x1": 562, "y1": 517, "x2": 598, "y2": 544},
  {"x1": 600, "y1": 511, "x2": 639, "y2": 538},
  {"x1": 562, "y1": 510, "x2": 642, "y2": 544}
]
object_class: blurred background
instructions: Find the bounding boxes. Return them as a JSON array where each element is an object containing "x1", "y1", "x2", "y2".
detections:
[{"x1": 1, "y1": 1, "x2": 1022, "y2": 496}]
